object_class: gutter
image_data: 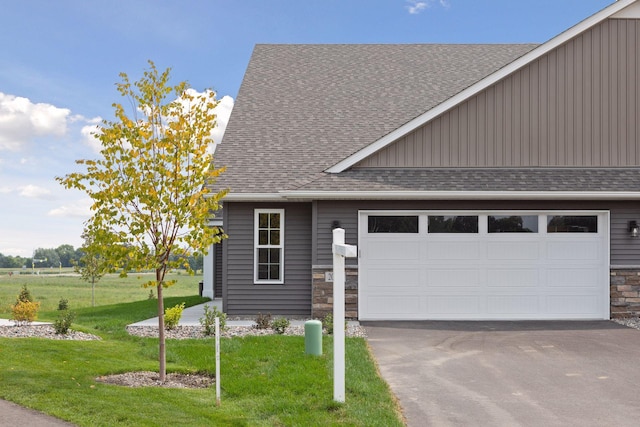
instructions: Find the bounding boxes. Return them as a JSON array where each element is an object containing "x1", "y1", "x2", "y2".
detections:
[{"x1": 224, "y1": 190, "x2": 640, "y2": 202}]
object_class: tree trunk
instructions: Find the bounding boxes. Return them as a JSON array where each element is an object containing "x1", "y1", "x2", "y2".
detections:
[
  {"x1": 91, "y1": 278, "x2": 95, "y2": 307},
  {"x1": 157, "y1": 272, "x2": 166, "y2": 382}
]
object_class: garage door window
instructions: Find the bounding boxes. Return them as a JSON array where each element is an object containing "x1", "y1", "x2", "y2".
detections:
[
  {"x1": 488, "y1": 215, "x2": 538, "y2": 233},
  {"x1": 428, "y1": 216, "x2": 478, "y2": 233},
  {"x1": 547, "y1": 215, "x2": 598, "y2": 233},
  {"x1": 368, "y1": 216, "x2": 418, "y2": 233}
]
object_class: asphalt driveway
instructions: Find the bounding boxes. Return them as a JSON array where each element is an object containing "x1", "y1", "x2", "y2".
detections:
[{"x1": 363, "y1": 321, "x2": 640, "y2": 427}]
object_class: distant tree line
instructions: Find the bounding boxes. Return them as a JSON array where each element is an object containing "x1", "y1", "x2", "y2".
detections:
[{"x1": 0, "y1": 245, "x2": 203, "y2": 271}]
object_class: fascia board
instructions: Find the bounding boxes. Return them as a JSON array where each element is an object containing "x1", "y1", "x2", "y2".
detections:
[
  {"x1": 325, "y1": 0, "x2": 637, "y2": 174},
  {"x1": 279, "y1": 190, "x2": 640, "y2": 201}
]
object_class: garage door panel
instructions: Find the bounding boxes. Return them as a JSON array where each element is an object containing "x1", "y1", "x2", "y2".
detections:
[
  {"x1": 487, "y1": 269, "x2": 539, "y2": 287},
  {"x1": 428, "y1": 296, "x2": 481, "y2": 314},
  {"x1": 427, "y1": 269, "x2": 481, "y2": 287},
  {"x1": 365, "y1": 295, "x2": 422, "y2": 316},
  {"x1": 427, "y1": 242, "x2": 480, "y2": 260},
  {"x1": 365, "y1": 268, "x2": 421, "y2": 290},
  {"x1": 366, "y1": 241, "x2": 420, "y2": 260},
  {"x1": 547, "y1": 268, "x2": 601, "y2": 287},
  {"x1": 546, "y1": 241, "x2": 600, "y2": 260},
  {"x1": 487, "y1": 295, "x2": 539, "y2": 314},
  {"x1": 487, "y1": 242, "x2": 539, "y2": 260},
  {"x1": 547, "y1": 295, "x2": 600, "y2": 315}
]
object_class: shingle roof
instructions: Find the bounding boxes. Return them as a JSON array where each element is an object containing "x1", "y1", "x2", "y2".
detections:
[
  {"x1": 214, "y1": 44, "x2": 538, "y2": 194},
  {"x1": 289, "y1": 168, "x2": 640, "y2": 193}
]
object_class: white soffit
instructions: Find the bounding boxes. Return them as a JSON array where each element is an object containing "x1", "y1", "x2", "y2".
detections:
[{"x1": 325, "y1": 0, "x2": 637, "y2": 174}]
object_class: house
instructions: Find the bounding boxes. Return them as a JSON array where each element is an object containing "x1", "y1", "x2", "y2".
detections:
[{"x1": 205, "y1": 0, "x2": 640, "y2": 321}]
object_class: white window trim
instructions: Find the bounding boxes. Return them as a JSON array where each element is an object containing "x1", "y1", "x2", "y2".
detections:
[{"x1": 254, "y1": 209, "x2": 285, "y2": 284}]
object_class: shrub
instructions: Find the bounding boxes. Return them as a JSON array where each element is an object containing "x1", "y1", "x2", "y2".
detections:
[
  {"x1": 272, "y1": 317, "x2": 290, "y2": 335},
  {"x1": 17, "y1": 285, "x2": 33, "y2": 303},
  {"x1": 147, "y1": 289, "x2": 155, "y2": 299},
  {"x1": 53, "y1": 310, "x2": 76, "y2": 335},
  {"x1": 254, "y1": 312, "x2": 272, "y2": 330},
  {"x1": 164, "y1": 302, "x2": 185, "y2": 330},
  {"x1": 58, "y1": 298, "x2": 69, "y2": 311},
  {"x1": 11, "y1": 301, "x2": 40, "y2": 325},
  {"x1": 322, "y1": 313, "x2": 334, "y2": 335},
  {"x1": 199, "y1": 304, "x2": 227, "y2": 336}
]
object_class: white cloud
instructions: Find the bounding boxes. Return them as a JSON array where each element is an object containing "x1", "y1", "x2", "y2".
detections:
[
  {"x1": 406, "y1": 0, "x2": 450, "y2": 14},
  {"x1": 212, "y1": 95, "x2": 234, "y2": 148},
  {"x1": 48, "y1": 198, "x2": 93, "y2": 218},
  {"x1": 81, "y1": 121, "x2": 103, "y2": 153},
  {"x1": 0, "y1": 92, "x2": 71, "y2": 151},
  {"x1": 19, "y1": 184, "x2": 53, "y2": 199},
  {"x1": 406, "y1": 0, "x2": 428, "y2": 14}
]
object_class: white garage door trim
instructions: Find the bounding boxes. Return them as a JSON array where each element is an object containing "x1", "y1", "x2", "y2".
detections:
[{"x1": 358, "y1": 210, "x2": 610, "y2": 320}]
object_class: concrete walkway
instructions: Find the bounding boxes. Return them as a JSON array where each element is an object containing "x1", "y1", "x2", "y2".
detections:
[
  {"x1": 129, "y1": 300, "x2": 310, "y2": 328},
  {"x1": 0, "y1": 399, "x2": 75, "y2": 426}
]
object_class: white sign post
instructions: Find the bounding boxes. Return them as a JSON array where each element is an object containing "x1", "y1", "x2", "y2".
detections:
[
  {"x1": 215, "y1": 317, "x2": 221, "y2": 406},
  {"x1": 332, "y1": 228, "x2": 357, "y2": 403}
]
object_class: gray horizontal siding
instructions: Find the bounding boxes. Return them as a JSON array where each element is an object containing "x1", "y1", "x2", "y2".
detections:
[
  {"x1": 223, "y1": 202, "x2": 312, "y2": 315},
  {"x1": 611, "y1": 208, "x2": 640, "y2": 265},
  {"x1": 316, "y1": 200, "x2": 640, "y2": 266},
  {"x1": 357, "y1": 18, "x2": 640, "y2": 168}
]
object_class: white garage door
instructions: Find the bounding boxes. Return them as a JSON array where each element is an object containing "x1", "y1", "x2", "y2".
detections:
[{"x1": 359, "y1": 211, "x2": 609, "y2": 320}]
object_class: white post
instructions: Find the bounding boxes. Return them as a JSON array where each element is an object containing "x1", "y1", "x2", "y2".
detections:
[
  {"x1": 215, "y1": 317, "x2": 221, "y2": 406},
  {"x1": 333, "y1": 228, "x2": 346, "y2": 403}
]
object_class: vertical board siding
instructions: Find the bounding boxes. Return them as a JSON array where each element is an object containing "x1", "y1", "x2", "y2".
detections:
[
  {"x1": 316, "y1": 200, "x2": 640, "y2": 266},
  {"x1": 224, "y1": 202, "x2": 312, "y2": 315},
  {"x1": 356, "y1": 19, "x2": 640, "y2": 168}
]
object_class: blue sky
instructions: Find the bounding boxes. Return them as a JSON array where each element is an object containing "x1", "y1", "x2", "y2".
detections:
[{"x1": 0, "y1": 0, "x2": 614, "y2": 257}]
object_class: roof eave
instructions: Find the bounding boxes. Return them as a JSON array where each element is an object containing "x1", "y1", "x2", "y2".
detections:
[
  {"x1": 325, "y1": 0, "x2": 638, "y2": 174},
  {"x1": 225, "y1": 190, "x2": 640, "y2": 202}
]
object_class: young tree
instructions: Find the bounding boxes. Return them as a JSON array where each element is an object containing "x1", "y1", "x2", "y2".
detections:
[
  {"x1": 58, "y1": 61, "x2": 226, "y2": 381},
  {"x1": 74, "y1": 233, "x2": 108, "y2": 307}
]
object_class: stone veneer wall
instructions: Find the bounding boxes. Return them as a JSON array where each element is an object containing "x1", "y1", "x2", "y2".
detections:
[
  {"x1": 610, "y1": 268, "x2": 640, "y2": 318},
  {"x1": 312, "y1": 267, "x2": 358, "y2": 319}
]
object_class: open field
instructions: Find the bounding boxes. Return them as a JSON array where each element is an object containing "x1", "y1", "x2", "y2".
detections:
[
  {"x1": 0, "y1": 271, "x2": 201, "y2": 317},
  {"x1": 0, "y1": 298, "x2": 404, "y2": 426}
]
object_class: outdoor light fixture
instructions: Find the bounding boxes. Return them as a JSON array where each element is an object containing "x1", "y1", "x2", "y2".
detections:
[
  {"x1": 331, "y1": 220, "x2": 341, "y2": 230},
  {"x1": 630, "y1": 221, "x2": 639, "y2": 238}
]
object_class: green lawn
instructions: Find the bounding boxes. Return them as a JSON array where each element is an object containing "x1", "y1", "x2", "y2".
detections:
[
  {"x1": 0, "y1": 271, "x2": 200, "y2": 316},
  {"x1": 0, "y1": 290, "x2": 404, "y2": 426}
]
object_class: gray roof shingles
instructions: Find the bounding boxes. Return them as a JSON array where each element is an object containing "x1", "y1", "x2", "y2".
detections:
[
  {"x1": 290, "y1": 168, "x2": 640, "y2": 193},
  {"x1": 214, "y1": 44, "x2": 540, "y2": 194}
]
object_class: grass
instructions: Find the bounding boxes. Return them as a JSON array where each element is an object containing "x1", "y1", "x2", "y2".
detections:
[
  {"x1": 0, "y1": 298, "x2": 404, "y2": 426},
  {"x1": 0, "y1": 270, "x2": 201, "y2": 317}
]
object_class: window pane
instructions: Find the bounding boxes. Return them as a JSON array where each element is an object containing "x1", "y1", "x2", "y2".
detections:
[
  {"x1": 429, "y1": 216, "x2": 478, "y2": 233},
  {"x1": 368, "y1": 216, "x2": 419, "y2": 233},
  {"x1": 258, "y1": 248, "x2": 269, "y2": 263},
  {"x1": 259, "y1": 230, "x2": 269, "y2": 245},
  {"x1": 259, "y1": 213, "x2": 269, "y2": 228},
  {"x1": 547, "y1": 216, "x2": 597, "y2": 233},
  {"x1": 270, "y1": 248, "x2": 280, "y2": 263},
  {"x1": 270, "y1": 264, "x2": 280, "y2": 280},
  {"x1": 258, "y1": 264, "x2": 269, "y2": 280},
  {"x1": 270, "y1": 213, "x2": 281, "y2": 229},
  {"x1": 270, "y1": 230, "x2": 280, "y2": 245},
  {"x1": 488, "y1": 215, "x2": 538, "y2": 233}
]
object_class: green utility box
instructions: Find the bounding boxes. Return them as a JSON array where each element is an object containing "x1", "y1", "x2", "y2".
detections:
[{"x1": 304, "y1": 320, "x2": 323, "y2": 355}]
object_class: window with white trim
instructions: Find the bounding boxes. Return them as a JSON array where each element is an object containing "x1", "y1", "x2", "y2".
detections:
[{"x1": 254, "y1": 209, "x2": 284, "y2": 284}]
